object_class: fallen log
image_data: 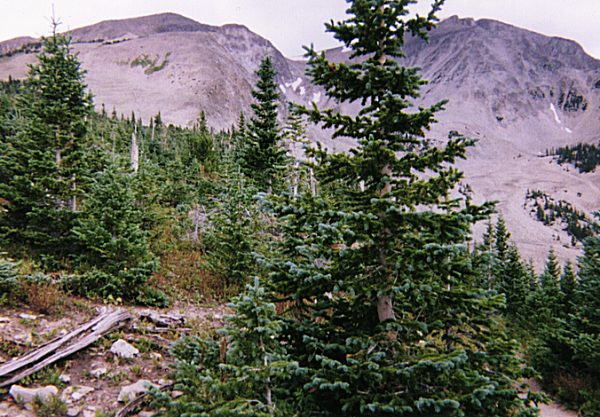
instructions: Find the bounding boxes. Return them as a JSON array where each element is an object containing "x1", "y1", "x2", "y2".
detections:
[
  {"x1": 138, "y1": 311, "x2": 185, "y2": 327},
  {"x1": 0, "y1": 308, "x2": 132, "y2": 388}
]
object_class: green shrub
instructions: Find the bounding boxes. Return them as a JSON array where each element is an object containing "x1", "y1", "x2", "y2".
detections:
[
  {"x1": 32, "y1": 394, "x2": 68, "y2": 417},
  {"x1": 0, "y1": 255, "x2": 19, "y2": 294},
  {"x1": 135, "y1": 285, "x2": 170, "y2": 308}
]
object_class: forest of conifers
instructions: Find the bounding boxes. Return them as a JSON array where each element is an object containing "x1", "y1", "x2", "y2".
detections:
[{"x1": 0, "y1": 1, "x2": 598, "y2": 416}]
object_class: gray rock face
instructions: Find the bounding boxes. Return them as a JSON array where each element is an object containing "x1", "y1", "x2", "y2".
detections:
[
  {"x1": 8, "y1": 385, "x2": 58, "y2": 410},
  {"x1": 110, "y1": 339, "x2": 139, "y2": 358},
  {"x1": 118, "y1": 379, "x2": 158, "y2": 403}
]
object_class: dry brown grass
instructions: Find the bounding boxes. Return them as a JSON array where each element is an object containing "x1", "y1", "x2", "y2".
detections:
[
  {"x1": 153, "y1": 248, "x2": 235, "y2": 303},
  {"x1": 20, "y1": 280, "x2": 64, "y2": 315}
]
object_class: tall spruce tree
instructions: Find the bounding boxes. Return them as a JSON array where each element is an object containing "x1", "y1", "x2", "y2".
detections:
[
  {"x1": 0, "y1": 31, "x2": 93, "y2": 263},
  {"x1": 559, "y1": 260, "x2": 577, "y2": 315},
  {"x1": 494, "y1": 216, "x2": 511, "y2": 262},
  {"x1": 262, "y1": 1, "x2": 535, "y2": 415},
  {"x1": 502, "y1": 244, "x2": 529, "y2": 319},
  {"x1": 238, "y1": 56, "x2": 287, "y2": 193},
  {"x1": 489, "y1": 216, "x2": 511, "y2": 292}
]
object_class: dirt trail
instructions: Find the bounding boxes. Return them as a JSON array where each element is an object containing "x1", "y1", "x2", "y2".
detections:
[
  {"x1": 528, "y1": 379, "x2": 579, "y2": 417},
  {"x1": 539, "y1": 402, "x2": 578, "y2": 417}
]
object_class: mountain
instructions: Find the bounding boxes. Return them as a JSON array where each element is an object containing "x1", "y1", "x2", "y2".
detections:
[
  {"x1": 0, "y1": 13, "x2": 598, "y2": 267},
  {"x1": 0, "y1": 13, "x2": 305, "y2": 129}
]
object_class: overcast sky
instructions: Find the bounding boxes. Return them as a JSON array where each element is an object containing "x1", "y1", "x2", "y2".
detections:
[{"x1": 1, "y1": 0, "x2": 599, "y2": 59}]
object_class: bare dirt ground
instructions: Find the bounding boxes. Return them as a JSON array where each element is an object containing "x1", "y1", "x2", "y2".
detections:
[{"x1": 0, "y1": 298, "x2": 227, "y2": 416}]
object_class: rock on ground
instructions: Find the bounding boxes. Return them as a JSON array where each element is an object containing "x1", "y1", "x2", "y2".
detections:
[
  {"x1": 118, "y1": 379, "x2": 158, "y2": 403},
  {"x1": 110, "y1": 339, "x2": 139, "y2": 358},
  {"x1": 8, "y1": 385, "x2": 58, "y2": 410}
]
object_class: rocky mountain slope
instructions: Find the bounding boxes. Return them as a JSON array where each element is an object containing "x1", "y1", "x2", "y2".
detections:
[{"x1": 0, "y1": 13, "x2": 598, "y2": 267}]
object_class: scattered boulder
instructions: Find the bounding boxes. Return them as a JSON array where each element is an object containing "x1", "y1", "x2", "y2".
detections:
[
  {"x1": 90, "y1": 367, "x2": 108, "y2": 378},
  {"x1": 82, "y1": 406, "x2": 97, "y2": 417},
  {"x1": 59, "y1": 373, "x2": 72, "y2": 384},
  {"x1": 110, "y1": 339, "x2": 139, "y2": 359},
  {"x1": 118, "y1": 380, "x2": 158, "y2": 403},
  {"x1": 67, "y1": 407, "x2": 81, "y2": 417},
  {"x1": 61, "y1": 385, "x2": 95, "y2": 403},
  {"x1": 18, "y1": 313, "x2": 37, "y2": 321},
  {"x1": 13, "y1": 332, "x2": 32, "y2": 345},
  {"x1": 0, "y1": 316, "x2": 10, "y2": 323},
  {"x1": 8, "y1": 385, "x2": 58, "y2": 410}
]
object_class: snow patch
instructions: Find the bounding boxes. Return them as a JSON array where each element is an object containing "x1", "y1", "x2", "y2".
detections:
[
  {"x1": 311, "y1": 92, "x2": 321, "y2": 104},
  {"x1": 566, "y1": 127, "x2": 573, "y2": 134},
  {"x1": 550, "y1": 103, "x2": 562, "y2": 125},
  {"x1": 279, "y1": 84, "x2": 287, "y2": 94},
  {"x1": 285, "y1": 77, "x2": 303, "y2": 92}
]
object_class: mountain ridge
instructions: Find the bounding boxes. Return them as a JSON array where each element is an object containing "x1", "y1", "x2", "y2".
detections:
[{"x1": 0, "y1": 12, "x2": 598, "y2": 267}]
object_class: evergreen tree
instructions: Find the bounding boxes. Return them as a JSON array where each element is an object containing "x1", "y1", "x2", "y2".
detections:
[
  {"x1": 207, "y1": 170, "x2": 262, "y2": 289},
  {"x1": 574, "y1": 235, "x2": 600, "y2": 338},
  {"x1": 473, "y1": 220, "x2": 495, "y2": 290},
  {"x1": 540, "y1": 249, "x2": 561, "y2": 294},
  {"x1": 282, "y1": 109, "x2": 311, "y2": 196},
  {"x1": 530, "y1": 236, "x2": 600, "y2": 416},
  {"x1": 71, "y1": 163, "x2": 158, "y2": 302},
  {"x1": 152, "y1": 280, "x2": 299, "y2": 416},
  {"x1": 559, "y1": 260, "x2": 577, "y2": 314},
  {"x1": 525, "y1": 259, "x2": 539, "y2": 291},
  {"x1": 490, "y1": 216, "x2": 512, "y2": 294},
  {"x1": 527, "y1": 250, "x2": 562, "y2": 330},
  {"x1": 0, "y1": 31, "x2": 93, "y2": 264},
  {"x1": 501, "y1": 244, "x2": 529, "y2": 319},
  {"x1": 494, "y1": 216, "x2": 510, "y2": 262},
  {"x1": 261, "y1": 1, "x2": 535, "y2": 415},
  {"x1": 238, "y1": 57, "x2": 287, "y2": 193}
]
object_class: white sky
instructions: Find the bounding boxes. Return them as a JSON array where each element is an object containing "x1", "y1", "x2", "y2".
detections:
[{"x1": 1, "y1": 0, "x2": 599, "y2": 59}]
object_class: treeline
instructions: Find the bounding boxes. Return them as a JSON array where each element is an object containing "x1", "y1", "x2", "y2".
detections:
[
  {"x1": 526, "y1": 189, "x2": 598, "y2": 244},
  {"x1": 546, "y1": 141, "x2": 600, "y2": 173}
]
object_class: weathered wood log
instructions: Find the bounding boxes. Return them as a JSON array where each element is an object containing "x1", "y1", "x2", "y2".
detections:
[
  {"x1": 138, "y1": 311, "x2": 185, "y2": 327},
  {"x1": 0, "y1": 308, "x2": 132, "y2": 388},
  {"x1": 113, "y1": 383, "x2": 174, "y2": 417},
  {"x1": 0, "y1": 311, "x2": 106, "y2": 378}
]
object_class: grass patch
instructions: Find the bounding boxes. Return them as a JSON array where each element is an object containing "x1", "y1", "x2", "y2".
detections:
[{"x1": 130, "y1": 52, "x2": 171, "y2": 74}]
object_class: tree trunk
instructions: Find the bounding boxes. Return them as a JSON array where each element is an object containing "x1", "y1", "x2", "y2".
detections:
[
  {"x1": 54, "y1": 147, "x2": 65, "y2": 209},
  {"x1": 309, "y1": 167, "x2": 317, "y2": 196},
  {"x1": 292, "y1": 161, "x2": 300, "y2": 197},
  {"x1": 191, "y1": 203, "x2": 200, "y2": 243},
  {"x1": 260, "y1": 337, "x2": 273, "y2": 414},
  {"x1": 70, "y1": 173, "x2": 77, "y2": 212},
  {"x1": 130, "y1": 130, "x2": 139, "y2": 173},
  {"x1": 376, "y1": 7, "x2": 396, "y2": 323}
]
